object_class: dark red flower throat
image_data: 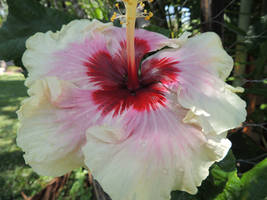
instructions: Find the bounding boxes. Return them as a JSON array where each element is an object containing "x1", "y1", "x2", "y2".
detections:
[{"x1": 84, "y1": 38, "x2": 179, "y2": 116}]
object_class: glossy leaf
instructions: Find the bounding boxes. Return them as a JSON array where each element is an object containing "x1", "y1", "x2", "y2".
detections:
[{"x1": 240, "y1": 158, "x2": 267, "y2": 200}]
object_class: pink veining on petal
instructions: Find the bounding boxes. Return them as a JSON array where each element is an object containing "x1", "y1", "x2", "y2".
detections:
[
  {"x1": 141, "y1": 57, "x2": 180, "y2": 85},
  {"x1": 83, "y1": 100, "x2": 221, "y2": 198},
  {"x1": 107, "y1": 27, "x2": 170, "y2": 55},
  {"x1": 48, "y1": 30, "x2": 180, "y2": 118},
  {"x1": 49, "y1": 34, "x2": 109, "y2": 89}
]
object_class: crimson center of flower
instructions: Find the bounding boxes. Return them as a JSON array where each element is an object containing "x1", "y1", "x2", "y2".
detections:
[{"x1": 84, "y1": 38, "x2": 179, "y2": 116}]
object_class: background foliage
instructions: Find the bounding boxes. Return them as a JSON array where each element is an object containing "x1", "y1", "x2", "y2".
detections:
[{"x1": 0, "y1": 0, "x2": 266, "y2": 199}]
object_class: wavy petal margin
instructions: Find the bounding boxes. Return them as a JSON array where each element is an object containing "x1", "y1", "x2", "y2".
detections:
[
  {"x1": 143, "y1": 32, "x2": 247, "y2": 134},
  {"x1": 17, "y1": 20, "x2": 246, "y2": 200},
  {"x1": 82, "y1": 104, "x2": 231, "y2": 200},
  {"x1": 17, "y1": 77, "x2": 85, "y2": 176}
]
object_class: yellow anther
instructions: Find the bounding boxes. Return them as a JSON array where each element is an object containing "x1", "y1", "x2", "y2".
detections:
[
  {"x1": 144, "y1": 9, "x2": 147, "y2": 14},
  {"x1": 120, "y1": 21, "x2": 124, "y2": 25},
  {"x1": 110, "y1": 12, "x2": 117, "y2": 22},
  {"x1": 144, "y1": 11, "x2": 153, "y2": 20},
  {"x1": 139, "y1": 2, "x2": 145, "y2": 8},
  {"x1": 145, "y1": 16, "x2": 150, "y2": 21},
  {"x1": 115, "y1": 3, "x2": 119, "y2": 8}
]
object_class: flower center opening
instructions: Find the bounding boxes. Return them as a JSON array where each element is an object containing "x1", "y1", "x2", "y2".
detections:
[{"x1": 84, "y1": 46, "x2": 179, "y2": 116}]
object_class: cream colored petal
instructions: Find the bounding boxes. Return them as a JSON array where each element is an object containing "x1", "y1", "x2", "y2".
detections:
[
  {"x1": 152, "y1": 32, "x2": 233, "y2": 80},
  {"x1": 164, "y1": 32, "x2": 191, "y2": 48},
  {"x1": 178, "y1": 79, "x2": 247, "y2": 134},
  {"x1": 82, "y1": 106, "x2": 231, "y2": 200},
  {"x1": 178, "y1": 32, "x2": 234, "y2": 80},
  {"x1": 142, "y1": 32, "x2": 247, "y2": 134},
  {"x1": 17, "y1": 77, "x2": 85, "y2": 176}
]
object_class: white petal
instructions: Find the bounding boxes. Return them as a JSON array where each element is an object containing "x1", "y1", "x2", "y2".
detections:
[{"x1": 17, "y1": 77, "x2": 85, "y2": 176}]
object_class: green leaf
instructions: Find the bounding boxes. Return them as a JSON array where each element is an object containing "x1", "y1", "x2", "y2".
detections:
[
  {"x1": 213, "y1": 171, "x2": 241, "y2": 200},
  {"x1": 216, "y1": 150, "x2": 237, "y2": 172},
  {"x1": 0, "y1": 0, "x2": 77, "y2": 61},
  {"x1": 69, "y1": 168, "x2": 92, "y2": 200},
  {"x1": 260, "y1": 104, "x2": 267, "y2": 110},
  {"x1": 240, "y1": 158, "x2": 267, "y2": 200},
  {"x1": 197, "y1": 151, "x2": 241, "y2": 200},
  {"x1": 95, "y1": 8, "x2": 104, "y2": 20}
]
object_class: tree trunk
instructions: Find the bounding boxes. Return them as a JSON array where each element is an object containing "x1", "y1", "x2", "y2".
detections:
[
  {"x1": 200, "y1": 0, "x2": 225, "y2": 38},
  {"x1": 201, "y1": 0, "x2": 212, "y2": 31},
  {"x1": 234, "y1": 0, "x2": 253, "y2": 86}
]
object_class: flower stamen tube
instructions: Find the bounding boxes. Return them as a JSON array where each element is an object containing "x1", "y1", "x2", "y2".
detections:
[{"x1": 123, "y1": 0, "x2": 139, "y2": 90}]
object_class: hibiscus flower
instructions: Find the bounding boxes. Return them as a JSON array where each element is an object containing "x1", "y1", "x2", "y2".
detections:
[{"x1": 17, "y1": 1, "x2": 246, "y2": 199}]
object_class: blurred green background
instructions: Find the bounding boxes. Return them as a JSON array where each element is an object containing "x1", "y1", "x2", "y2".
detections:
[{"x1": 0, "y1": 0, "x2": 266, "y2": 199}]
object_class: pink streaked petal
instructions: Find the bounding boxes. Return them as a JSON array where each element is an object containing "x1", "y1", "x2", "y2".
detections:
[
  {"x1": 50, "y1": 34, "x2": 111, "y2": 89},
  {"x1": 141, "y1": 56, "x2": 180, "y2": 85},
  {"x1": 82, "y1": 102, "x2": 231, "y2": 200},
  {"x1": 48, "y1": 28, "x2": 169, "y2": 90},
  {"x1": 105, "y1": 27, "x2": 170, "y2": 54},
  {"x1": 152, "y1": 32, "x2": 234, "y2": 80},
  {"x1": 49, "y1": 35, "x2": 178, "y2": 116},
  {"x1": 143, "y1": 32, "x2": 247, "y2": 134},
  {"x1": 104, "y1": 27, "x2": 172, "y2": 70},
  {"x1": 134, "y1": 28, "x2": 171, "y2": 51},
  {"x1": 23, "y1": 19, "x2": 112, "y2": 87}
]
